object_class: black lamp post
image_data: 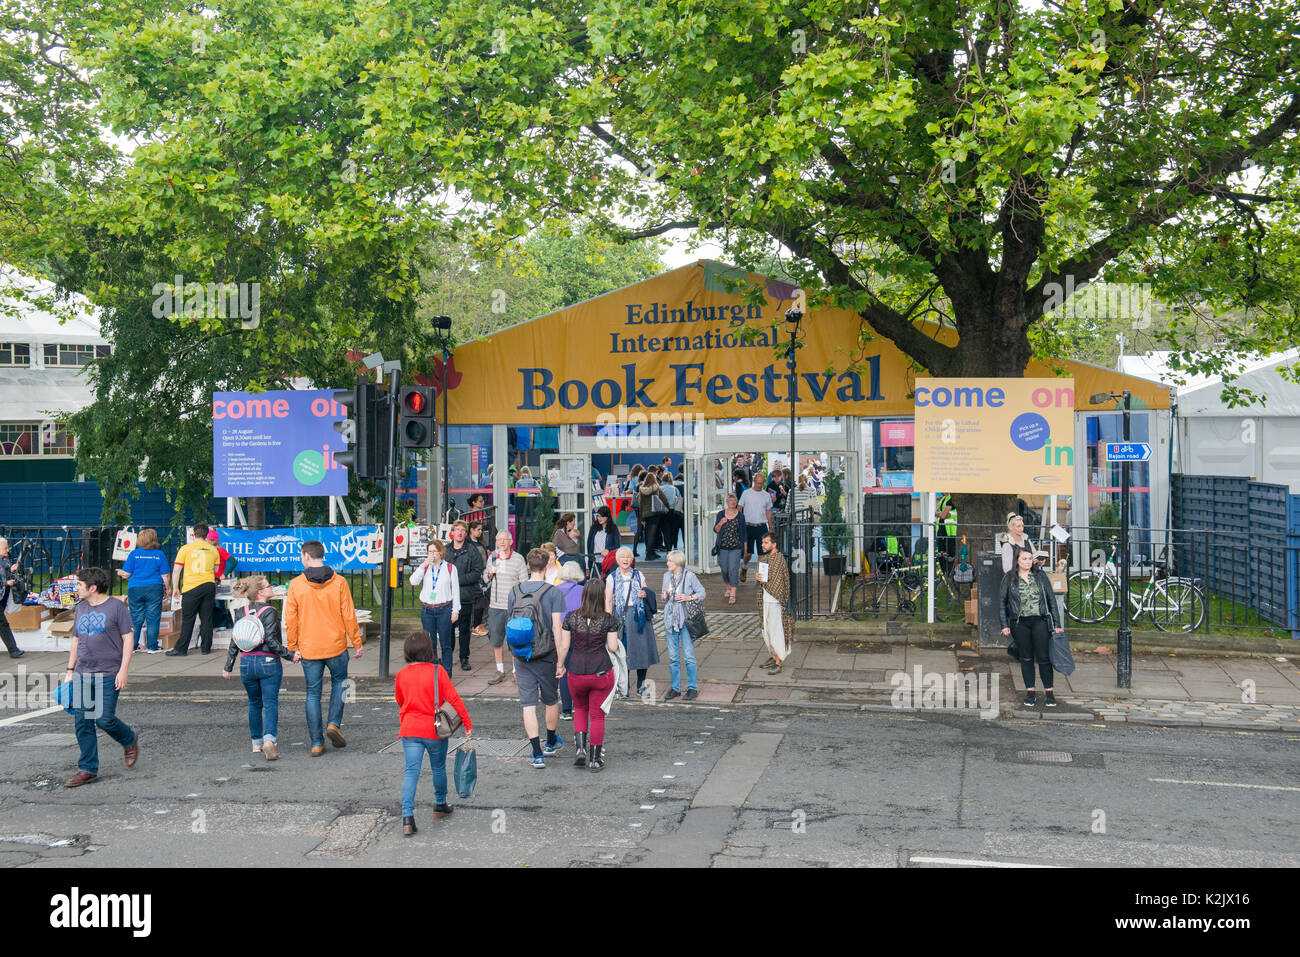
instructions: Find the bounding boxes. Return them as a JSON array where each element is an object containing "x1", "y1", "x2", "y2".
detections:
[
  {"x1": 1090, "y1": 389, "x2": 1133, "y2": 688},
  {"x1": 430, "y1": 315, "x2": 452, "y2": 518},
  {"x1": 784, "y1": 304, "x2": 803, "y2": 623}
]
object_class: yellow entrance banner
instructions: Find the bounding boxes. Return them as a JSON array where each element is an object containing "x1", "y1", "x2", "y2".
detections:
[
  {"x1": 913, "y1": 378, "x2": 1076, "y2": 494},
  {"x1": 442, "y1": 261, "x2": 1169, "y2": 424}
]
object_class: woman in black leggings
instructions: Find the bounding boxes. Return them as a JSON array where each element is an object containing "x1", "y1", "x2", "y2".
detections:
[{"x1": 999, "y1": 545, "x2": 1064, "y2": 708}]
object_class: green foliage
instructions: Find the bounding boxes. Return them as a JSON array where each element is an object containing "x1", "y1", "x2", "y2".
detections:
[
  {"x1": 819, "y1": 469, "x2": 849, "y2": 557},
  {"x1": 418, "y1": 229, "x2": 665, "y2": 345},
  {"x1": 5, "y1": 0, "x2": 1299, "y2": 432},
  {"x1": 532, "y1": 473, "x2": 557, "y2": 550}
]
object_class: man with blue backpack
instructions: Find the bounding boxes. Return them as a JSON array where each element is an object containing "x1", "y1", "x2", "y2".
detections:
[{"x1": 506, "y1": 548, "x2": 569, "y2": 768}]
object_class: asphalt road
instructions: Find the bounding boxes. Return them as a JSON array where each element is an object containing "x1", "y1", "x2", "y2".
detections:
[{"x1": 0, "y1": 686, "x2": 1296, "y2": 868}]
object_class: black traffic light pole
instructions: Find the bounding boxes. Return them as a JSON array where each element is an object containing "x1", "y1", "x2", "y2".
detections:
[
  {"x1": 1117, "y1": 390, "x2": 1132, "y2": 689},
  {"x1": 379, "y1": 366, "x2": 401, "y2": 680},
  {"x1": 1090, "y1": 389, "x2": 1133, "y2": 690}
]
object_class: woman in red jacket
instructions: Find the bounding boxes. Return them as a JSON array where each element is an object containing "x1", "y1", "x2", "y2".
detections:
[{"x1": 395, "y1": 631, "x2": 473, "y2": 836}]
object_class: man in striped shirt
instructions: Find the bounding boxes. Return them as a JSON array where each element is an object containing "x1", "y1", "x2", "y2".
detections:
[{"x1": 483, "y1": 530, "x2": 528, "y2": 684}]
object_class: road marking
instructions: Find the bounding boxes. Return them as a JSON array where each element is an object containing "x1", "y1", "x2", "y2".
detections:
[
  {"x1": 0, "y1": 705, "x2": 62, "y2": 727},
  {"x1": 909, "y1": 855, "x2": 1057, "y2": 868},
  {"x1": 1149, "y1": 777, "x2": 1300, "y2": 792},
  {"x1": 690, "y1": 732, "x2": 783, "y2": 810}
]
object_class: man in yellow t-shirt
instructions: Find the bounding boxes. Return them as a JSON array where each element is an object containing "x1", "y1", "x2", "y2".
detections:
[{"x1": 167, "y1": 524, "x2": 220, "y2": 656}]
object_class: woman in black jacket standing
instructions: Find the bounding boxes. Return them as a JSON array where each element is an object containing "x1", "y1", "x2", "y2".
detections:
[
  {"x1": 587, "y1": 505, "x2": 620, "y2": 573},
  {"x1": 223, "y1": 575, "x2": 296, "y2": 760},
  {"x1": 999, "y1": 545, "x2": 1064, "y2": 709}
]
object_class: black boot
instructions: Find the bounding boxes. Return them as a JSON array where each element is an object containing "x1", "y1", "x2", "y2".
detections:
[
  {"x1": 573, "y1": 731, "x2": 588, "y2": 767},
  {"x1": 588, "y1": 744, "x2": 604, "y2": 772},
  {"x1": 402, "y1": 816, "x2": 418, "y2": 836}
]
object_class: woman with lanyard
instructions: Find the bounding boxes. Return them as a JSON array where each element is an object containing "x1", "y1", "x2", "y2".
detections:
[
  {"x1": 587, "y1": 505, "x2": 619, "y2": 575},
  {"x1": 604, "y1": 546, "x2": 658, "y2": 697},
  {"x1": 713, "y1": 494, "x2": 745, "y2": 605},
  {"x1": 222, "y1": 575, "x2": 295, "y2": 760},
  {"x1": 409, "y1": 539, "x2": 460, "y2": 673},
  {"x1": 1000, "y1": 512, "x2": 1037, "y2": 572},
  {"x1": 999, "y1": 545, "x2": 1064, "y2": 708}
]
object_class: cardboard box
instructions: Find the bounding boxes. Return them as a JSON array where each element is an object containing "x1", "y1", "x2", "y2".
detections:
[
  {"x1": 964, "y1": 598, "x2": 978, "y2": 626},
  {"x1": 49, "y1": 610, "x2": 77, "y2": 636},
  {"x1": 1046, "y1": 572, "x2": 1067, "y2": 594},
  {"x1": 6, "y1": 605, "x2": 52, "y2": 632}
]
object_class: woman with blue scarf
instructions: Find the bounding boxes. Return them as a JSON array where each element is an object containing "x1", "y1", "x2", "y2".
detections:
[{"x1": 604, "y1": 546, "x2": 658, "y2": 696}]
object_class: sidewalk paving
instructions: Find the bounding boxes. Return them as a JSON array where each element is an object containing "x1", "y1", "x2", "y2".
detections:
[{"x1": 4, "y1": 617, "x2": 1298, "y2": 732}]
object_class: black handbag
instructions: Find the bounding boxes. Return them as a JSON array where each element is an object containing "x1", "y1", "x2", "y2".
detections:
[
  {"x1": 685, "y1": 601, "x2": 710, "y2": 640},
  {"x1": 676, "y1": 572, "x2": 710, "y2": 639}
]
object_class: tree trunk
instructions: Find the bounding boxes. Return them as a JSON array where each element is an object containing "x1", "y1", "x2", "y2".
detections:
[
  {"x1": 247, "y1": 497, "x2": 266, "y2": 529},
  {"x1": 940, "y1": 305, "x2": 1032, "y2": 551}
]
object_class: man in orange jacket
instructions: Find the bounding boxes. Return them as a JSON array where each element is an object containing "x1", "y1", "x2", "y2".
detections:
[{"x1": 285, "y1": 540, "x2": 364, "y2": 756}]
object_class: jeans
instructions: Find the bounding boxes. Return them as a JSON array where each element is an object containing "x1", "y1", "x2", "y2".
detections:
[
  {"x1": 717, "y1": 548, "x2": 743, "y2": 587},
  {"x1": 1013, "y1": 614, "x2": 1055, "y2": 688},
  {"x1": 559, "y1": 672, "x2": 572, "y2": 712},
  {"x1": 301, "y1": 651, "x2": 349, "y2": 747},
  {"x1": 401, "y1": 736, "x2": 449, "y2": 817},
  {"x1": 638, "y1": 515, "x2": 661, "y2": 558},
  {"x1": 454, "y1": 597, "x2": 475, "y2": 664},
  {"x1": 421, "y1": 605, "x2": 455, "y2": 671},
  {"x1": 665, "y1": 625, "x2": 699, "y2": 691},
  {"x1": 127, "y1": 583, "x2": 165, "y2": 651},
  {"x1": 176, "y1": 581, "x2": 216, "y2": 654},
  {"x1": 70, "y1": 674, "x2": 136, "y2": 775},
  {"x1": 240, "y1": 654, "x2": 283, "y2": 744}
]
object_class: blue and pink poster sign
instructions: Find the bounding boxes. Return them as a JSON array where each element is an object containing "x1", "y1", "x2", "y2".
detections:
[{"x1": 213, "y1": 390, "x2": 350, "y2": 497}]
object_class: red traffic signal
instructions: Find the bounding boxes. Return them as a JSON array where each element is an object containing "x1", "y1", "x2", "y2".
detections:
[
  {"x1": 403, "y1": 388, "x2": 428, "y2": 415},
  {"x1": 400, "y1": 385, "x2": 435, "y2": 450}
]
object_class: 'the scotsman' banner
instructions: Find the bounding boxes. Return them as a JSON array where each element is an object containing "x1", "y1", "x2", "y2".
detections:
[
  {"x1": 216, "y1": 526, "x2": 377, "y2": 571},
  {"x1": 913, "y1": 379, "x2": 1076, "y2": 495}
]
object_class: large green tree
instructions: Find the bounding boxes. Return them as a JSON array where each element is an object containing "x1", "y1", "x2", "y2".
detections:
[{"x1": 6, "y1": 0, "x2": 1300, "y2": 529}]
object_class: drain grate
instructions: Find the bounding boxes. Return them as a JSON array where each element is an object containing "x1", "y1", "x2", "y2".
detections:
[
  {"x1": 998, "y1": 749, "x2": 1106, "y2": 769},
  {"x1": 379, "y1": 737, "x2": 530, "y2": 758},
  {"x1": 1017, "y1": 749, "x2": 1073, "y2": 764}
]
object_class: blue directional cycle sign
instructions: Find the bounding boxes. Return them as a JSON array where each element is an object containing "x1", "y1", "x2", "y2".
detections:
[{"x1": 1104, "y1": 442, "x2": 1152, "y2": 462}]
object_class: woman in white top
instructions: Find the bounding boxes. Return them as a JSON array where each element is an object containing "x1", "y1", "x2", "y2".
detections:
[
  {"x1": 1000, "y1": 513, "x2": 1037, "y2": 572},
  {"x1": 409, "y1": 539, "x2": 461, "y2": 672}
]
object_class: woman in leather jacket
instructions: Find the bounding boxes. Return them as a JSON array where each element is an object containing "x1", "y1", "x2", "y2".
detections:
[
  {"x1": 999, "y1": 545, "x2": 1064, "y2": 709},
  {"x1": 223, "y1": 575, "x2": 296, "y2": 760}
]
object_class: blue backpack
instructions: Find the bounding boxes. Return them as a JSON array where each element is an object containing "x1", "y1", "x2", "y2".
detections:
[{"x1": 506, "y1": 583, "x2": 556, "y2": 661}]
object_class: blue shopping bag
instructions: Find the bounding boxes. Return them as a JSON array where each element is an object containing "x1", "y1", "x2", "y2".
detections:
[
  {"x1": 51, "y1": 679, "x2": 76, "y2": 715},
  {"x1": 454, "y1": 745, "x2": 477, "y2": 799}
]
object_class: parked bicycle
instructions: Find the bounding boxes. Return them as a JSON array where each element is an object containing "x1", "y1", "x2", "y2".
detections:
[
  {"x1": 848, "y1": 552, "x2": 961, "y2": 620},
  {"x1": 1066, "y1": 541, "x2": 1206, "y2": 633}
]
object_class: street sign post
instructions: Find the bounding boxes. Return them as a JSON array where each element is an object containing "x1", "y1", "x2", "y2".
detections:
[{"x1": 1105, "y1": 442, "x2": 1152, "y2": 462}]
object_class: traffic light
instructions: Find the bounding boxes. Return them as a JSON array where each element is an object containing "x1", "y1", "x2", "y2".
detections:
[
  {"x1": 333, "y1": 377, "x2": 387, "y2": 478},
  {"x1": 400, "y1": 385, "x2": 436, "y2": 449}
]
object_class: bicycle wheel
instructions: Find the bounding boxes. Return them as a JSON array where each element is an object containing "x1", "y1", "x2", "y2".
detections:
[
  {"x1": 852, "y1": 577, "x2": 901, "y2": 619},
  {"x1": 878, "y1": 579, "x2": 910, "y2": 618},
  {"x1": 1066, "y1": 569, "x2": 1117, "y2": 623},
  {"x1": 1148, "y1": 579, "x2": 1206, "y2": 633}
]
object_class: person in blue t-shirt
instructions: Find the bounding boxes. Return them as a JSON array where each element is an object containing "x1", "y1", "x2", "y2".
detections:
[{"x1": 115, "y1": 529, "x2": 171, "y2": 653}]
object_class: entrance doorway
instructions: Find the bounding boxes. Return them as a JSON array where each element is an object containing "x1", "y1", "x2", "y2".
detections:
[{"x1": 688, "y1": 450, "x2": 858, "y2": 574}]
